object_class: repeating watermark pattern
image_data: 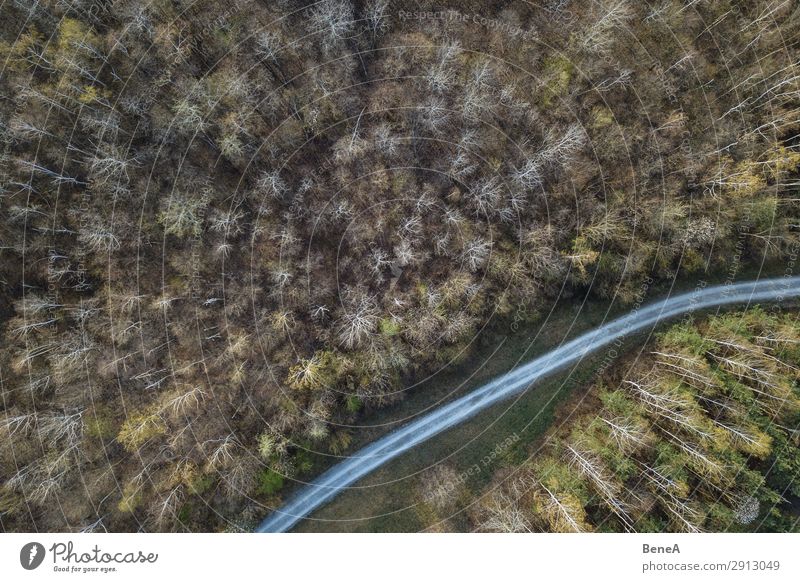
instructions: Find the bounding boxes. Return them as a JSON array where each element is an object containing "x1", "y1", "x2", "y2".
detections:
[
  {"x1": 1, "y1": 0, "x2": 798, "y2": 539},
  {"x1": 397, "y1": 9, "x2": 536, "y2": 40},
  {"x1": 422, "y1": 432, "x2": 521, "y2": 505}
]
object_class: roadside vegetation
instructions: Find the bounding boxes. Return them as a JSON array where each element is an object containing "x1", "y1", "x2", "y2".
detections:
[{"x1": 467, "y1": 308, "x2": 800, "y2": 532}]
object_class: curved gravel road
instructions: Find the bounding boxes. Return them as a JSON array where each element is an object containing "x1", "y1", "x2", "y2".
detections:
[{"x1": 257, "y1": 275, "x2": 800, "y2": 532}]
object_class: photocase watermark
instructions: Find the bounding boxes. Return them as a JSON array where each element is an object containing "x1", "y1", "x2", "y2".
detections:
[
  {"x1": 20, "y1": 542, "x2": 46, "y2": 570},
  {"x1": 193, "y1": 0, "x2": 250, "y2": 46},
  {"x1": 510, "y1": 284, "x2": 536, "y2": 333},
  {"x1": 722, "y1": 204, "x2": 753, "y2": 287},
  {"x1": 768, "y1": 239, "x2": 800, "y2": 315},
  {"x1": 188, "y1": 189, "x2": 211, "y2": 302},
  {"x1": 397, "y1": 10, "x2": 537, "y2": 41},
  {"x1": 678, "y1": 278, "x2": 708, "y2": 327},
  {"x1": 541, "y1": 2, "x2": 577, "y2": 25},
  {"x1": 649, "y1": 55, "x2": 698, "y2": 188},
  {"x1": 422, "y1": 431, "x2": 521, "y2": 505},
  {"x1": 17, "y1": 540, "x2": 159, "y2": 574},
  {"x1": 593, "y1": 276, "x2": 655, "y2": 377}
]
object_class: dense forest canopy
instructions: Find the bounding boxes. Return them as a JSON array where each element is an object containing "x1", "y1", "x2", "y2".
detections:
[{"x1": 0, "y1": 0, "x2": 798, "y2": 531}]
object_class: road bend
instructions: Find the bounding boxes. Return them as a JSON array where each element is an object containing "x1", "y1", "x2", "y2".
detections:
[{"x1": 257, "y1": 275, "x2": 800, "y2": 532}]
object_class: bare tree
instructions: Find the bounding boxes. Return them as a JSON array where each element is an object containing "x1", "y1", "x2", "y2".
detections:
[
  {"x1": 336, "y1": 291, "x2": 378, "y2": 349},
  {"x1": 310, "y1": 0, "x2": 355, "y2": 52}
]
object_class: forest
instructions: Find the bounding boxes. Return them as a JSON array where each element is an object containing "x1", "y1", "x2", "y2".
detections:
[
  {"x1": 0, "y1": 0, "x2": 798, "y2": 531},
  {"x1": 465, "y1": 308, "x2": 800, "y2": 532}
]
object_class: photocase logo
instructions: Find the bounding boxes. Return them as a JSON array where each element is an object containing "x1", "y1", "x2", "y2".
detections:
[{"x1": 20, "y1": 542, "x2": 46, "y2": 570}]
